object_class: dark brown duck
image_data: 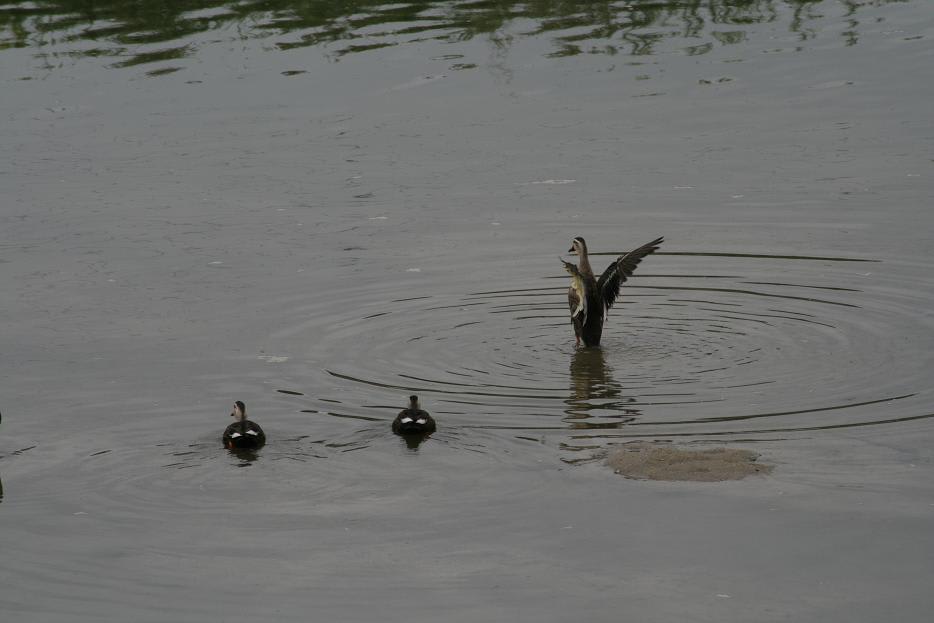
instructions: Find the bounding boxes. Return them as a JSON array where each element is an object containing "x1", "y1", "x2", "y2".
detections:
[
  {"x1": 561, "y1": 236, "x2": 663, "y2": 347},
  {"x1": 222, "y1": 400, "x2": 266, "y2": 449},
  {"x1": 392, "y1": 395, "x2": 436, "y2": 435}
]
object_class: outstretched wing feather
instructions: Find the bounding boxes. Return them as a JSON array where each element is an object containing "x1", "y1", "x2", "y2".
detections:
[{"x1": 597, "y1": 236, "x2": 663, "y2": 311}]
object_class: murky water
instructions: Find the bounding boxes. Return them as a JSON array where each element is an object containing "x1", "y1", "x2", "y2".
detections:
[
  {"x1": 2, "y1": 1, "x2": 934, "y2": 621},
  {"x1": 297, "y1": 249, "x2": 933, "y2": 442}
]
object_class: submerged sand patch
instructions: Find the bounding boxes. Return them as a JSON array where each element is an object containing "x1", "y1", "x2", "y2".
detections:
[{"x1": 607, "y1": 442, "x2": 772, "y2": 481}]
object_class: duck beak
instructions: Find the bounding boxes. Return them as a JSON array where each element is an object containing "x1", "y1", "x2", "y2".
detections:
[{"x1": 568, "y1": 246, "x2": 576, "y2": 254}]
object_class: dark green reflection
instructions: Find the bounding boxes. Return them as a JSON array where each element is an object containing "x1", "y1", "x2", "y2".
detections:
[{"x1": 0, "y1": 0, "x2": 906, "y2": 70}]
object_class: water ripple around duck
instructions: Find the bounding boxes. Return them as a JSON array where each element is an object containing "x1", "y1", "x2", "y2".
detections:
[{"x1": 266, "y1": 250, "x2": 934, "y2": 459}]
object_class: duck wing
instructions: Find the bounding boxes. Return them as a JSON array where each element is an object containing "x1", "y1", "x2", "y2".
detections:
[
  {"x1": 244, "y1": 420, "x2": 266, "y2": 444},
  {"x1": 597, "y1": 237, "x2": 663, "y2": 311},
  {"x1": 561, "y1": 259, "x2": 588, "y2": 322}
]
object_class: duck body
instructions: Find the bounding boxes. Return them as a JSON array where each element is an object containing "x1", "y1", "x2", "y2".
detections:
[
  {"x1": 565, "y1": 266, "x2": 605, "y2": 347},
  {"x1": 392, "y1": 395, "x2": 436, "y2": 435},
  {"x1": 562, "y1": 236, "x2": 663, "y2": 347},
  {"x1": 223, "y1": 419, "x2": 266, "y2": 449},
  {"x1": 223, "y1": 400, "x2": 266, "y2": 449}
]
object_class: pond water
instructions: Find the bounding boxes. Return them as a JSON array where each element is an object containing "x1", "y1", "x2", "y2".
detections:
[{"x1": 2, "y1": 1, "x2": 934, "y2": 621}]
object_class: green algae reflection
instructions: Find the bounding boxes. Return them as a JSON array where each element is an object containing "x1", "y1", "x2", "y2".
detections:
[{"x1": 0, "y1": 0, "x2": 908, "y2": 71}]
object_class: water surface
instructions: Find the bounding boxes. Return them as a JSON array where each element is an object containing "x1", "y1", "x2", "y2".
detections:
[{"x1": 2, "y1": 1, "x2": 934, "y2": 621}]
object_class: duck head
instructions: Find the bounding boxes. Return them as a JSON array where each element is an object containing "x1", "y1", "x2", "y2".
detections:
[
  {"x1": 231, "y1": 400, "x2": 246, "y2": 422},
  {"x1": 568, "y1": 237, "x2": 588, "y2": 256}
]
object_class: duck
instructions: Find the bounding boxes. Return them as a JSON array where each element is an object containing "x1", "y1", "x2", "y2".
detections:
[
  {"x1": 561, "y1": 236, "x2": 663, "y2": 347},
  {"x1": 392, "y1": 395, "x2": 436, "y2": 435},
  {"x1": 222, "y1": 400, "x2": 266, "y2": 449}
]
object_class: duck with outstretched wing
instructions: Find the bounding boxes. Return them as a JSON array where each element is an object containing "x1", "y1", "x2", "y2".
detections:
[{"x1": 561, "y1": 236, "x2": 663, "y2": 347}]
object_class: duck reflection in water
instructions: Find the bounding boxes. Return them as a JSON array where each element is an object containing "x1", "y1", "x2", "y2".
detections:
[
  {"x1": 565, "y1": 347, "x2": 640, "y2": 429},
  {"x1": 227, "y1": 447, "x2": 261, "y2": 464},
  {"x1": 399, "y1": 434, "x2": 429, "y2": 451}
]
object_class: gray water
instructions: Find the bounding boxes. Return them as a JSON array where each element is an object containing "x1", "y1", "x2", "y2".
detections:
[{"x1": 2, "y1": 1, "x2": 934, "y2": 620}]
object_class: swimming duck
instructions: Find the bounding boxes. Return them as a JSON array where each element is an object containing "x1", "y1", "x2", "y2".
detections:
[
  {"x1": 392, "y1": 395, "x2": 436, "y2": 435},
  {"x1": 561, "y1": 236, "x2": 663, "y2": 347},
  {"x1": 222, "y1": 400, "x2": 266, "y2": 449}
]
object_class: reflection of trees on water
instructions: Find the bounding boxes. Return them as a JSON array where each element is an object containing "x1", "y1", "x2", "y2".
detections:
[
  {"x1": 564, "y1": 347, "x2": 639, "y2": 430},
  {"x1": 0, "y1": 0, "x2": 905, "y2": 68}
]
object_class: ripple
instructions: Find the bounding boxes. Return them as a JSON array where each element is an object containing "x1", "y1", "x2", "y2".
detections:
[
  {"x1": 0, "y1": 0, "x2": 911, "y2": 71},
  {"x1": 266, "y1": 249, "x2": 934, "y2": 458}
]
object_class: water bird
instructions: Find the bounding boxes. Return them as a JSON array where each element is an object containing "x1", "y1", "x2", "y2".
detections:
[
  {"x1": 392, "y1": 395, "x2": 436, "y2": 435},
  {"x1": 222, "y1": 400, "x2": 266, "y2": 449},
  {"x1": 561, "y1": 236, "x2": 664, "y2": 347}
]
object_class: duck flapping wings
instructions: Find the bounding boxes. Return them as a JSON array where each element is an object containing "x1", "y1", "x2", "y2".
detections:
[{"x1": 596, "y1": 236, "x2": 664, "y2": 312}]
